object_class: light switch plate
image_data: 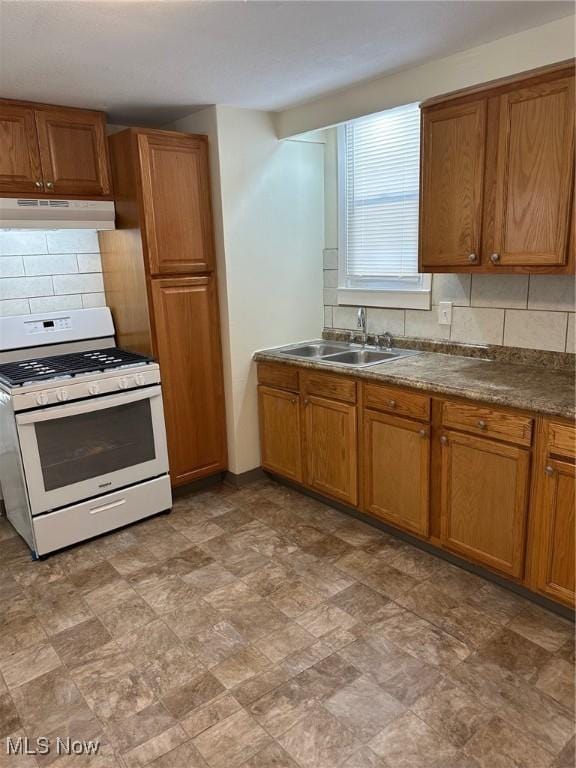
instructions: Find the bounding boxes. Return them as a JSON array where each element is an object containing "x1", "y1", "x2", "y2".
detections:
[{"x1": 438, "y1": 301, "x2": 453, "y2": 325}]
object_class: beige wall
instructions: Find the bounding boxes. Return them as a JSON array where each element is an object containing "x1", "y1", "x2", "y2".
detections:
[
  {"x1": 276, "y1": 15, "x2": 575, "y2": 138},
  {"x1": 168, "y1": 106, "x2": 324, "y2": 474},
  {"x1": 322, "y1": 129, "x2": 575, "y2": 353}
]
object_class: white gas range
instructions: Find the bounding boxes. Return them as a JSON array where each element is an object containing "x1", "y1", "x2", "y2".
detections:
[{"x1": 0, "y1": 307, "x2": 172, "y2": 558}]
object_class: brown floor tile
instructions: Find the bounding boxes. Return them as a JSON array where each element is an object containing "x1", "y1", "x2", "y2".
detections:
[
  {"x1": 427, "y1": 562, "x2": 486, "y2": 601},
  {"x1": 470, "y1": 628, "x2": 552, "y2": 684},
  {"x1": 187, "y1": 620, "x2": 249, "y2": 668},
  {"x1": 0, "y1": 693, "x2": 21, "y2": 738},
  {"x1": 333, "y1": 519, "x2": 384, "y2": 549},
  {"x1": 107, "y1": 545, "x2": 158, "y2": 577},
  {"x1": 10, "y1": 669, "x2": 88, "y2": 733},
  {"x1": 360, "y1": 561, "x2": 419, "y2": 600},
  {"x1": 325, "y1": 673, "x2": 405, "y2": 741},
  {"x1": 147, "y1": 739, "x2": 208, "y2": 768},
  {"x1": 465, "y1": 583, "x2": 527, "y2": 625},
  {"x1": 255, "y1": 622, "x2": 315, "y2": 663},
  {"x1": 171, "y1": 519, "x2": 225, "y2": 545},
  {"x1": 464, "y1": 715, "x2": 553, "y2": 768},
  {"x1": 535, "y1": 656, "x2": 575, "y2": 711},
  {"x1": 83, "y1": 578, "x2": 137, "y2": 615},
  {"x1": 211, "y1": 646, "x2": 271, "y2": 689},
  {"x1": 193, "y1": 708, "x2": 271, "y2": 768},
  {"x1": 69, "y1": 561, "x2": 121, "y2": 594},
  {"x1": 117, "y1": 618, "x2": 181, "y2": 666},
  {"x1": 411, "y1": 677, "x2": 493, "y2": 748},
  {"x1": 68, "y1": 640, "x2": 135, "y2": 692},
  {"x1": 219, "y1": 599, "x2": 289, "y2": 642},
  {"x1": 204, "y1": 580, "x2": 262, "y2": 610},
  {"x1": 100, "y1": 700, "x2": 176, "y2": 753},
  {"x1": 98, "y1": 593, "x2": 157, "y2": 638},
  {"x1": 279, "y1": 705, "x2": 360, "y2": 768},
  {"x1": 181, "y1": 562, "x2": 237, "y2": 594},
  {"x1": 249, "y1": 678, "x2": 318, "y2": 737},
  {"x1": 369, "y1": 711, "x2": 458, "y2": 768},
  {"x1": 162, "y1": 673, "x2": 226, "y2": 720},
  {"x1": 341, "y1": 746, "x2": 389, "y2": 768},
  {"x1": 162, "y1": 602, "x2": 222, "y2": 643},
  {"x1": 180, "y1": 692, "x2": 241, "y2": 737},
  {"x1": 386, "y1": 545, "x2": 445, "y2": 581},
  {"x1": 553, "y1": 737, "x2": 575, "y2": 768},
  {"x1": 329, "y1": 583, "x2": 391, "y2": 624},
  {"x1": 508, "y1": 605, "x2": 573, "y2": 653},
  {"x1": 122, "y1": 724, "x2": 188, "y2": 768},
  {"x1": 241, "y1": 562, "x2": 294, "y2": 598},
  {"x1": 296, "y1": 652, "x2": 361, "y2": 702},
  {"x1": 162, "y1": 545, "x2": 214, "y2": 576},
  {"x1": 0, "y1": 642, "x2": 61, "y2": 690},
  {"x1": 84, "y1": 668, "x2": 156, "y2": 721},
  {"x1": 268, "y1": 579, "x2": 326, "y2": 619},
  {"x1": 51, "y1": 618, "x2": 112, "y2": 667},
  {"x1": 296, "y1": 602, "x2": 357, "y2": 638},
  {"x1": 241, "y1": 741, "x2": 300, "y2": 768},
  {"x1": 141, "y1": 645, "x2": 206, "y2": 697},
  {"x1": 233, "y1": 667, "x2": 293, "y2": 707}
]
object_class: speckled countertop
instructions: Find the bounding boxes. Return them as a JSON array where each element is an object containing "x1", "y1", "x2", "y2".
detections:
[{"x1": 254, "y1": 346, "x2": 576, "y2": 420}]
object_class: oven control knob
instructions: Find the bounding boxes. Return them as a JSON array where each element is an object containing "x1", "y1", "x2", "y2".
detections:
[
  {"x1": 56, "y1": 389, "x2": 69, "y2": 402},
  {"x1": 88, "y1": 382, "x2": 100, "y2": 395},
  {"x1": 36, "y1": 392, "x2": 49, "y2": 406},
  {"x1": 118, "y1": 377, "x2": 129, "y2": 390},
  {"x1": 135, "y1": 373, "x2": 145, "y2": 386}
]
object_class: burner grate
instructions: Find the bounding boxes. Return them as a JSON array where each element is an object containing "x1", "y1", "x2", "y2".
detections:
[{"x1": 0, "y1": 348, "x2": 154, "y2": 386}]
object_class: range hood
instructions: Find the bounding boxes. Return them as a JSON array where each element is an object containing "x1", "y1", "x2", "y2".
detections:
[{"x1": 0, "y1": 198, "x2": 115, "y2": 230}]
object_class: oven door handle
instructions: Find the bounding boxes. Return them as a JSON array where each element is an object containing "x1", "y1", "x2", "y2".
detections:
[{"x1": 15, "y1": 386, "x2": 163, "y2": 425}]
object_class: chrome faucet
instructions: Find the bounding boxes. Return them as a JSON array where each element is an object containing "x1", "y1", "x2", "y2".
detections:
[
  {"x1": 356, "y1": 307, "x2": 367, "y2": 346},
  {"x1": 378, "y1": 331, "x2": 393, "y2": 350}
]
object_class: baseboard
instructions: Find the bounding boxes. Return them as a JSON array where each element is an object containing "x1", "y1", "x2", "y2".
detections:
[{"x1": 224, "y1": 467, "x2": 268, "y2": 488}]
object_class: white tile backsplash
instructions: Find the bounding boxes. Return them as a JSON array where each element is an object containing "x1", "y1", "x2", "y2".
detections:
[
  {"x1": 471, "y1": 274, "x2": 529, "y2": 309},
  {"x1": 504, "y1": 310, "x2": 568, "y2": 352},
  {"x1": 322, "y1": 248, "x2": 575, "y2": 354},
  {"x1": 0, "y1": 230, "x2": 103, "y2": 316}
]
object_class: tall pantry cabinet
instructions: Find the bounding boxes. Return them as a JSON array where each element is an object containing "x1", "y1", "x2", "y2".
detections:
[{"x1": 99, "y1": 128, "x2": 227, "y2": 486}]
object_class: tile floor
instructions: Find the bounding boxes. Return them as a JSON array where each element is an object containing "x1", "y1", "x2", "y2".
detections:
[{"x1": 0, "y1": 478, "x2": 573, "y2": 768}]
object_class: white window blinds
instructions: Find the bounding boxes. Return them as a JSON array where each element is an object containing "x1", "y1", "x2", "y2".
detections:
[{"x1": 342, "y1": 102, "x2": 420, "y2": 282}]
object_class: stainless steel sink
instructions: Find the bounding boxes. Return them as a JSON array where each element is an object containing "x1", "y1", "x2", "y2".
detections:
[
  {"x1": 324, "y1": 348, "x2": 419, "y2": 367},
  {"x1": 274, "y1": 340, "x2": 420, "y2": 367},
  {"x1": 277, "y1": 341, "x2": 349, "y2": 359}
]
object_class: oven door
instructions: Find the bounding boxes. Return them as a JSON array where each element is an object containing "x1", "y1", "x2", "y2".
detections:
[{"x1": 16, "y1": 386, "x2": 169, "y2": 515}]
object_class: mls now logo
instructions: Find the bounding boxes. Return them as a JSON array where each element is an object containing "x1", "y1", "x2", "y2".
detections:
[{"x1": 6, "y1": 736, "x2": 100, "y2": 756}]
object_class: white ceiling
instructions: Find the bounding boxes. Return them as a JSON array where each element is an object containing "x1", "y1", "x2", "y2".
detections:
[{"x1": 0, "y1": 1, "x2": 573, "y2": 125}]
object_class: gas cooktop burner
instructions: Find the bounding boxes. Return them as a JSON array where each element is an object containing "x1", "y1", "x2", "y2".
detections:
[{"x1": 0, "y1": 348, "x2": 154, "y2": 387}]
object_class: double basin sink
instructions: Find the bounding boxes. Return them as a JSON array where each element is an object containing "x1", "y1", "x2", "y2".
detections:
[{"x1": 275, "y1": 340, "x2": 420, "y2": 368}]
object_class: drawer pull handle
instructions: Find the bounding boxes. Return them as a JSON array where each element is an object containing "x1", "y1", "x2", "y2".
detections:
[
  {"x1": 490, "y1": 253, "x2": 500, "y2": 264},
  {"x1": 545, "y1": 465, "x2": 555, "y2": 477},
  {"x1": 419, "y1": 429, "x2": 428, "y2": 438},
  {"x1": 35, "y1": 180, "x2": 43, "y2": 188},
  {"x1": 89, "y1": 498, "x2": 126, "y2": 515},
  {"x1": 388, "y1": 399, "x2": 397, "y2": 408},
  {"x1": 440, "y1": 435, "x2": 448, "y2": 446},
  {"x1": 477, "y1": 419, "x2": 487, "y2": 429},
  {"x1": 468, "y1": 253, "x2": 478, "y2": 263}
]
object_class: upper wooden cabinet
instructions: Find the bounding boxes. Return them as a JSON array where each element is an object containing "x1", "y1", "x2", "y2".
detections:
[
  {"x1": 528, "y1": 420, "x2": 575, "y2": 607},
  {"x1": 137, "y1": 132, "x2": 215, "y2": 274},
  {"x1": 420, "y1": 100, "x2": 486, "y2": 268},
  {"x1": 419, "y1": 61, "x2": 575, "y2": 273},
  {"x1": 0, "y1": 100, "x2": 112, "y2": 197}
]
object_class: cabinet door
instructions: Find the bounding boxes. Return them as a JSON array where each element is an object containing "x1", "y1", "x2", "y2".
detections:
[
  {"x1": 492, "y1": 77, "x2": 574, "y2": 266},
  {"x1": 138, "y1": 133, "x2": 215, "y2": 275},
  {"x1": 440, "y1": 431, "x2": 529, "y2": 577},
  {"x1": 420, "y1": 100, "x2": 486, "y2": 268},
  {"x1": 35, "y1": 108, "x2": 111, "y2": 196},
  {"x1": 304, "y1": 395, "x2": 357, "y2": 506},
  {"x1": 150, "y1": 276, "x2": 226, "y2": 485},
  {"x1": 530, "y1": 457, "x2": 575, "y2": 607},
  {"x1": 258, "y1": 386, "x2": 302, "y2": 482},
  {"x1": 364, "y1": 410, "x2": 429, "y2": 536},
  {"x1": 0, "y1": 104, "x2": 43, "y2": 193}
]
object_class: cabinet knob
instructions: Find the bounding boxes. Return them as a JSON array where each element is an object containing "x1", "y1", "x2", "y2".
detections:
[
  {"x1": 440, "y1": 435, "x2": 448, "y2": 446},
  {"x1": 291, "y1": 398, "x2": 297, "y2": 405},
  {"x1": 34, "y1": 180, "x2": 43, "y2": 189},
  {"x1": 45, "y1": 181, "x2": 54, "y2": 189},
  {"x1": 468, "y1": 253, "x2": 478, "y2": 263},
  {"x1": 477, "y1": 419, "x2": 487, "y2": 429},
  {"x1": 388, "y1": 399, "x2": 397, "y2": 408},
  {"x1": 490, "y1": 253, "x2": 500, "y2": 264},
  {"x1": 303, "y1": 399, "x2": 309, "y2": 407},
  {"x1": 419, "y1": 428, "x2": 428, "y2": 438},
  {"x1": 545, "y1": 465, "x2": 555, "y2": 476}
]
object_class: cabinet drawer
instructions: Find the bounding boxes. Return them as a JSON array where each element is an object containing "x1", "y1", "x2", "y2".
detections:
[
  {"x1": 302, "y1": 371, "x2": 356, "y2": 403},
  {"x1": 257, "y1": 363, "x2": 299, "y2": 392},
  {"x1": 364, "y1": 383, "x2": 430, "y2": 421},
  {"x1": 548, "y1": 422, "x2": 576, "y2": 458},
  {"x1": 442, "y1": 401, "x2": 532, "y2": 446}
]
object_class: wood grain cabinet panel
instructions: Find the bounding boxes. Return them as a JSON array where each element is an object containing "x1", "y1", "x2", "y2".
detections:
[
  {"x1": 258, "y1": 386, "x2": 302, "y2": 482},
  {"x1": 0, "y1": 104, "x2": 43, "y2": 193},
  {"x1": 420, "y1": 100, "x2": 486, "y2": 268},
  {"x1": 138, "y1": 133, "x2": 215, "y2": 275},
  {"x1": 441, "y1": 401, "x2": 533, "y2": 446},
  {"x1": 440, "y1": 430, "x2": 529, "y2": 577},
  {"x1": 150, "y1": 276, "x2": 226, "y2": 486},
  {"x1": 304, "y1": 395, "x2": 357, "y2": 506},
  {"x1": 528, "y1": 420, "x2": 575, "y2": 607},
  {"x1": 35, "y1": 108, "x2": 111, "y2": 196},
  {"x1": 363, "y1": 410, "x2": 429, "y2": 536},
  {"x1": 492, "y1": 78, "x2": 574, "y2": 267}
]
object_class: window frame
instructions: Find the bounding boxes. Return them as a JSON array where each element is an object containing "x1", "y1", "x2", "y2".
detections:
[{"x1": 336, "y1": 111, "x2": 431, "y2": 310}]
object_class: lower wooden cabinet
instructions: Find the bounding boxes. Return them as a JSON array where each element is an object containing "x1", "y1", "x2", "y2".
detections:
[
  {"x1": 150, "y1": 275, "x2": 226, "y2": 486},
  {"x1": 440, "y1": 430, "x2": 530, "y2": 578},
  {"x1": 528, "y1": 422, "x2": 575, "y2": 607},
  {"x1": 258, "y1": 386, "x2": 302, "y2": 482},
  {"x1": 304, "y1": 394, "x2": 357, "y2": 506},
  {"x1": 364, "y1": 410, "x2": 430, "y2": 536}
]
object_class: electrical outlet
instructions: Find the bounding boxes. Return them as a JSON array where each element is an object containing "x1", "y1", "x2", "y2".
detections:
[{"x1": 438, "y1": 301, "x2": 453, "y2": 325}]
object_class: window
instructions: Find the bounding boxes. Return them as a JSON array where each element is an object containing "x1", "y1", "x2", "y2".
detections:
[{"x1": 337, "y1": 102, "x2": 431, "y2": 309}]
